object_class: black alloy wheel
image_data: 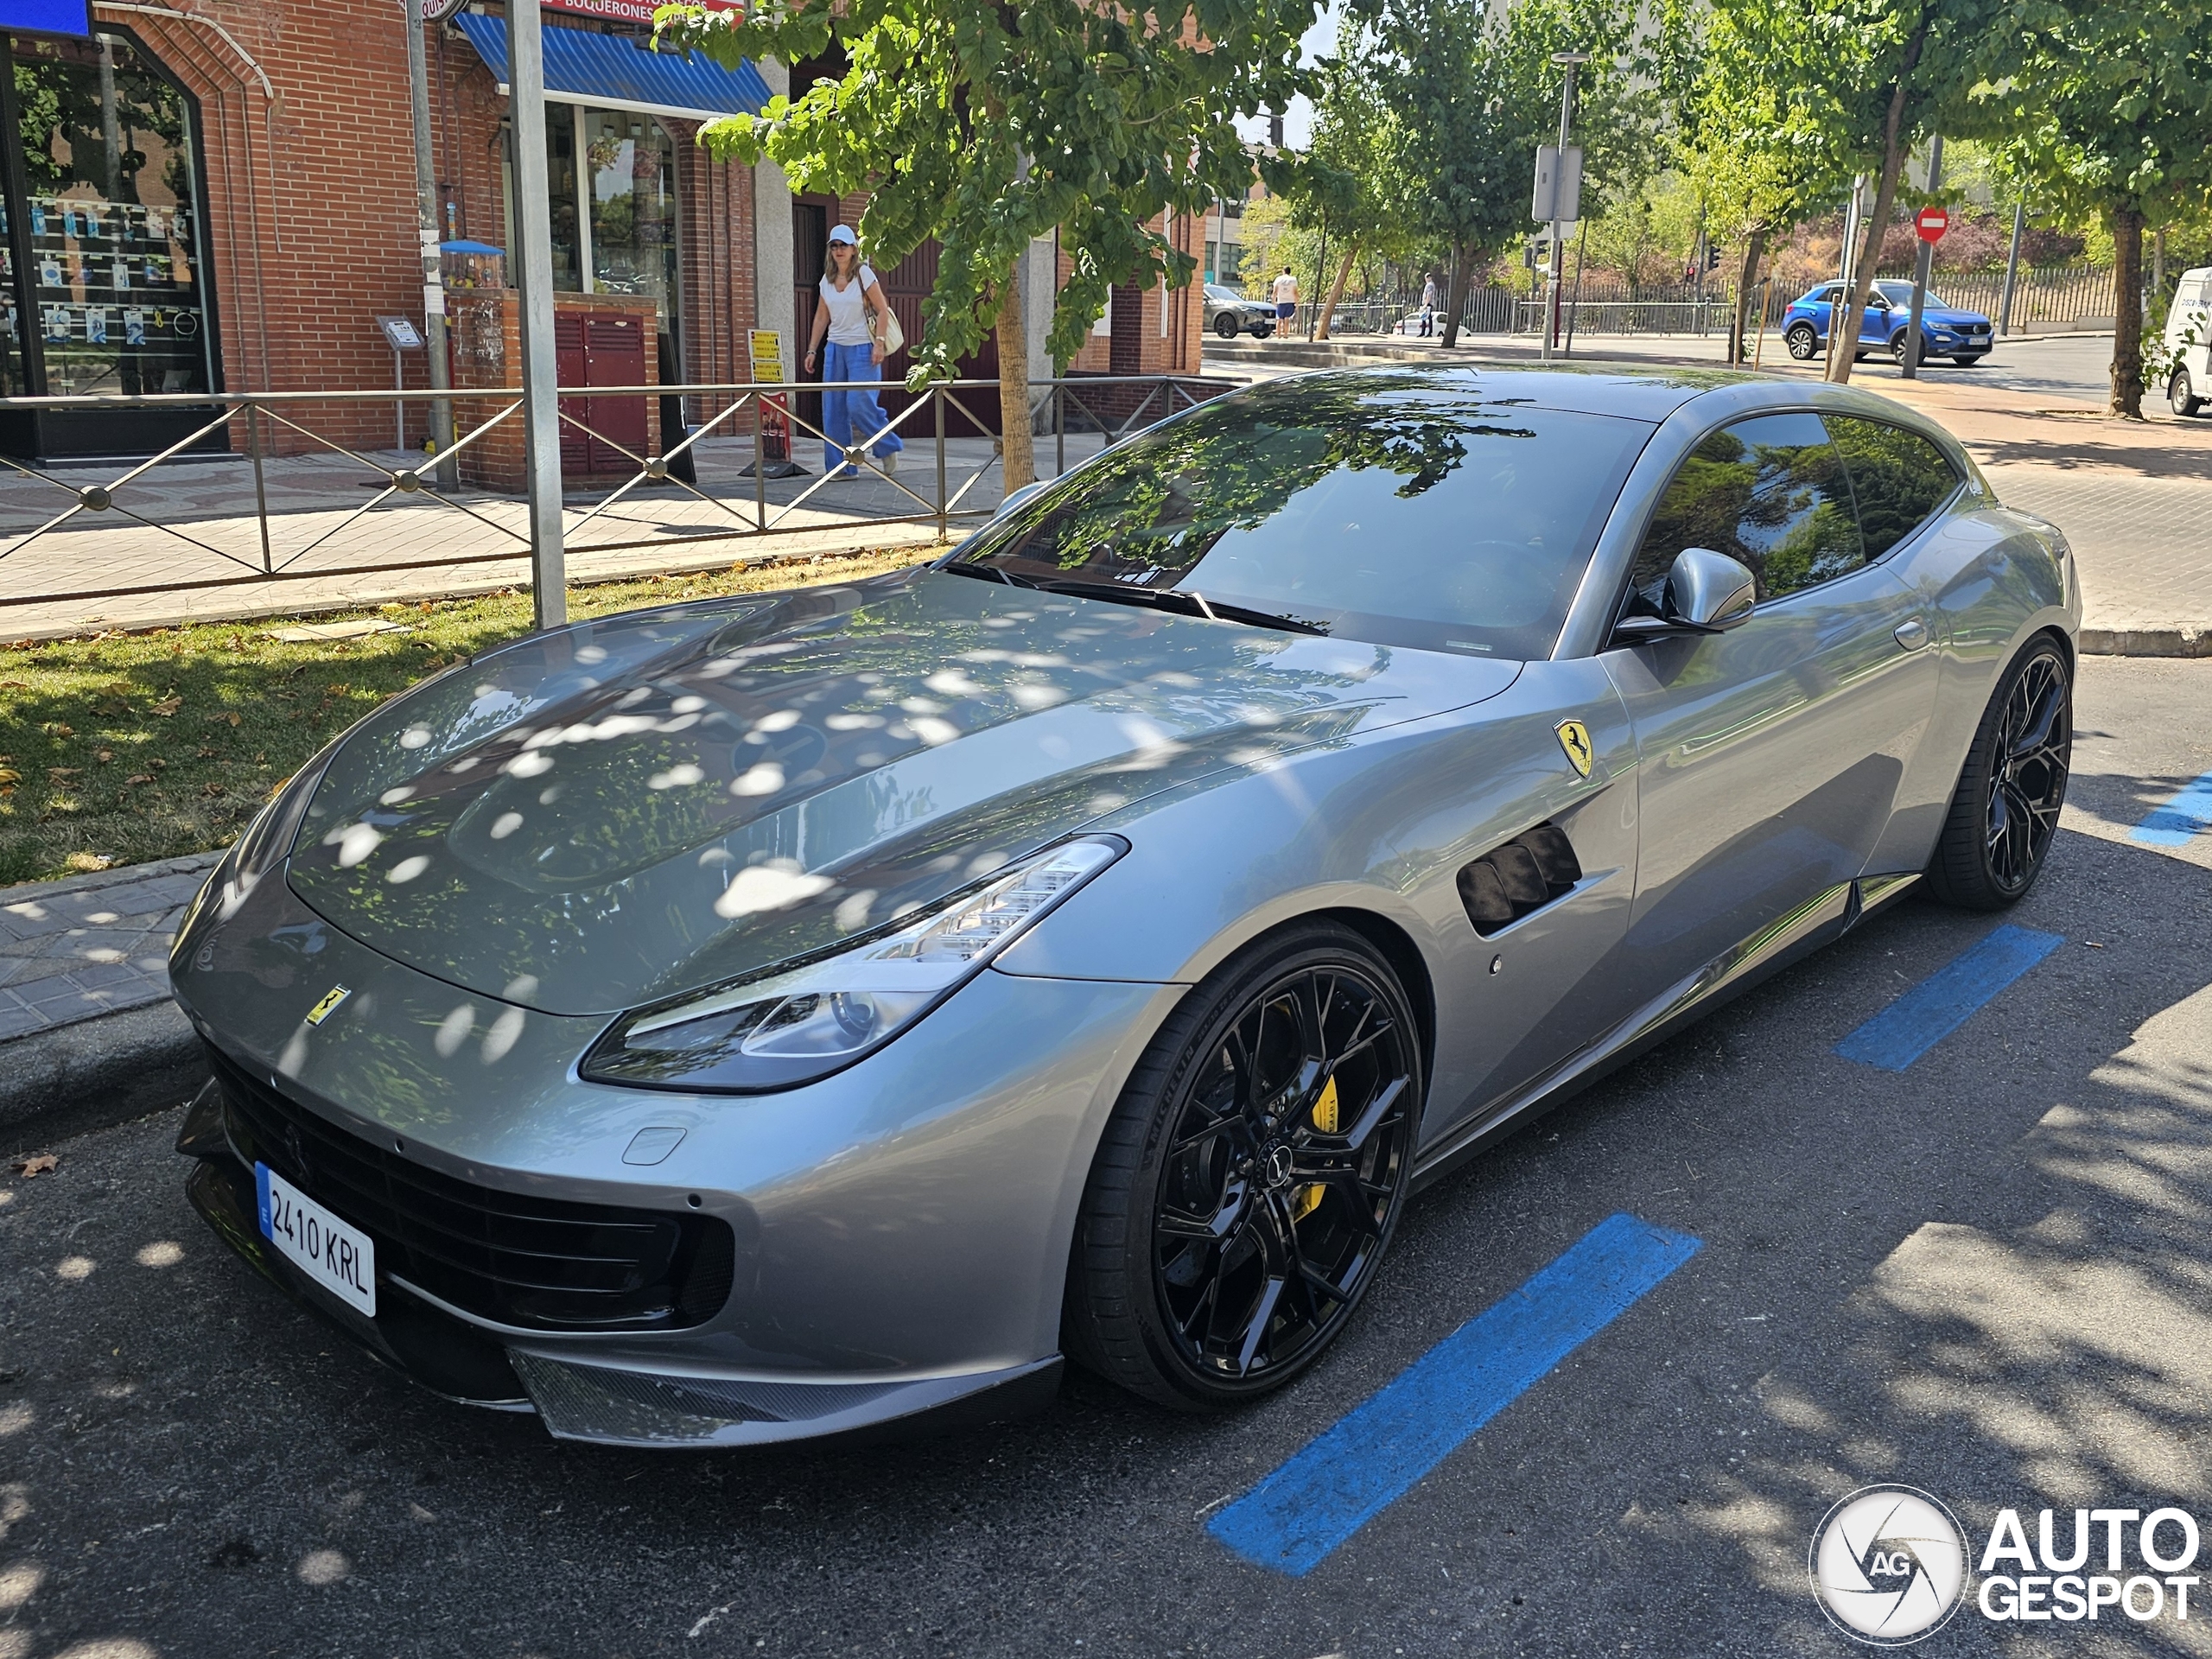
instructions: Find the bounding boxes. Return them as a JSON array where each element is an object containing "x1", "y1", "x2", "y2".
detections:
[
  {"x1": 1785, "y1": 322, "x2": 1820, "y2": 360},
  {"x1": 1927, "y1": 637, "x2": 2073, "y2": 909},
  {"x1": 1064, "y1": 923, "x2": 1421, "y2": 1409},
  {"x1": 1216, "y1": 311, "x2": 1242, "y2": 340}
]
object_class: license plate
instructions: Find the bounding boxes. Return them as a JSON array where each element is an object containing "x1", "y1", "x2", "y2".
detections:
[{"x1": 256, "y1": 1161, "x2": 376, "y2": 1317}]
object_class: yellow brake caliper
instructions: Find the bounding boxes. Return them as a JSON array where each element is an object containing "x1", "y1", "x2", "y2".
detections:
[{"x1": 1290, "y1": 1076, "x2": 1339, "y2": 1224}]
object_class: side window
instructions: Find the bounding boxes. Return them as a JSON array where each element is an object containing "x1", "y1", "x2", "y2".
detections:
[
  {"x1": 1631, "y1": 413, "x2": 1865, "y2": 602},
  {"x1": 1826, "y1": 416, "x2": 1960, "y2": 561}
]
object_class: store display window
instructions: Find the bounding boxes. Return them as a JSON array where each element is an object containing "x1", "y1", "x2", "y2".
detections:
[
  {"x1": 504, "y1": 101, "x2": 679, "y2": 334},
  {"x1": 5, "y1": 29, "x2": 215, "y2": 398}
]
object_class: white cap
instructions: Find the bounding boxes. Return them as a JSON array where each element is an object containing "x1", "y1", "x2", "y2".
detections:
[{"x1": 829, "y1": 224, "x2": 856, "y2": 245}]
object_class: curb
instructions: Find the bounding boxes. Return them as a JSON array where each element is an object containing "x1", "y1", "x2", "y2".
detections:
[
  {"x1": 1, "y1": 995, "x2": 207, "y2": 1154},
  {"x1": 2079, "y1": 627, "x2": 2212, "y2": 658}
]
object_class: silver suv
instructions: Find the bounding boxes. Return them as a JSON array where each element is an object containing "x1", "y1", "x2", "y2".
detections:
[{"x1": 1205, "y1": 283, "x2": 1276, "y2": 340}]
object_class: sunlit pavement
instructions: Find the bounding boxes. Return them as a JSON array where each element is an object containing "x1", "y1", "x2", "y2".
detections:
[{"x1": 3, "y1": 654, "x2": 2211, "y2": 1657}]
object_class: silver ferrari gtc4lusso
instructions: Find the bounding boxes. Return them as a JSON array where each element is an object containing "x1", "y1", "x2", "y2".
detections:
[{"x1": 172, "y1": 366, "x2": 2076, "y2": 1446}]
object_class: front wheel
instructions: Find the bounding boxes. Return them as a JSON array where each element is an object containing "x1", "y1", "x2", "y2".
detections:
[
  {"x1": 1215, "y1": 313, "x2": 1241, "y2": 340},
  {"x1": 1063, "y1": 922, "x2": 1421, "y2": 1410},
  {"x1": 1890, "y1": 330, "x2": 1912, "y2": 364},
  {"x1": 1251, "y1": 325, "x2": 1274, "y2": 339},
  {"x1": 2173, "y1": 367, "x2": 2204, "y2": 416},
  {"x1": 1785, "y1": 322, "x2": 1819, "y2": 361},
  {"x1": 1925, "y1": 637, "x2": 2073, "y2": 910},
  {"x1": 1953, "y1": 355, "x2": 1983, "y2": 367}
]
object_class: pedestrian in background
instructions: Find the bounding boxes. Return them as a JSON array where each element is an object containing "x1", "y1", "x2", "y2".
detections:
[
  {"x1": 802, "y1": 225, "x2": 905, "y2": 478},
  {"x1": 1272, "y1": 266, "x2": 1299, "y2": 338},
  {"x1": 1419, "y1": 274, "x2": 1438, "y2": 337}
]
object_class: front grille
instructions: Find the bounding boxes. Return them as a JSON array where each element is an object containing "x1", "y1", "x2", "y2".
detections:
[{"x1": 205, "y1": 1042, "x2": 734, "y2": 1332}]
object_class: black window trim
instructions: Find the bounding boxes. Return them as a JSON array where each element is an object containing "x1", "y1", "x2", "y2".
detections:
[{"x1": 1607, "y1": 404, "x2": 1967, "y2": 639}]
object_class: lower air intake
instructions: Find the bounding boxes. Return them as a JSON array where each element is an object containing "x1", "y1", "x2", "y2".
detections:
[{"x1": 1457, "y1": 823, "x2": 1583, "y2": 936}]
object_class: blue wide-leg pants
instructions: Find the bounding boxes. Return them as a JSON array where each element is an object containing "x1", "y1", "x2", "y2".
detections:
[{"x1": 822, "y1": 340, "x2": 905, "y2": 473}]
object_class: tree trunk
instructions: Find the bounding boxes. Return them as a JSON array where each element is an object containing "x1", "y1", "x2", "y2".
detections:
[
  {"x1": 1730, "y1": 226, "x2": 1768, "y2": 366},
  {"x1": 995, "y1": 257, "x2": 1034, "y2": 493},
  {"x1": 1440, "y1": 241, "x2": 1473, "y2": 350},
  {"x1": 1316, "y1": 245, "x2": 1357, "y2": 340},
  {"x1": 2109, "y1": 204, "x2": 2145, "y2": 418},
  {"x1": 1828, "y1": 16, "x2": 1928, "y2": 385}
]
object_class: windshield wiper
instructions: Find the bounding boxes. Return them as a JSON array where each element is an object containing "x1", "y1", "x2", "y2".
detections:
[
  {"x1": 942, "y1": 559, "x2": 1042, "y2": 589},
  {"x1": 1030, "y1": 578, "x2": 1330, "y2": 637}
]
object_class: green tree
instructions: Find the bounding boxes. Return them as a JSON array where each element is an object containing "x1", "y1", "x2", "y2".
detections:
[
  {"x1": 2000, "y1": 0, "x2": 2212, "y2": 415},
  {"x1": 657, "y1": 0, "x2": 1321, "y2": 488},
  {"x1": 1344, "y1": 0, "x2": 1647, "y2": 350},
  {"x1": 1289, "y1": 37, "x2": 1416, "y2": 338}
]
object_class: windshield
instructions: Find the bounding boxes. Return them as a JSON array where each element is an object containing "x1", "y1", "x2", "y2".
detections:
[
  {"x1": 1875, "y1": 281, "x2": 1952, "y2": 309},
  {"x1": 953, "y1": 370, "x2": 1652, "y2": 660},
  {"x1": 1205, "y1": 285, "x2": 1241, "y2": 303}
]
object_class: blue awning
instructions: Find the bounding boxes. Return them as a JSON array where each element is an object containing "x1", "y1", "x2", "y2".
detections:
[{"x1": 452, "y1": 12, "x2": 770, "y2": 123}]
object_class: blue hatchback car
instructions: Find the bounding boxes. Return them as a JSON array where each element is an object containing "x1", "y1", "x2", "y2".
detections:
[{"x1": 1782, "y1": 280, "x2": 1993, "y2": 366}]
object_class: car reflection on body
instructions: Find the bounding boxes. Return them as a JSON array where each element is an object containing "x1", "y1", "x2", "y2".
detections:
[{"x1": 172, "y1": 365, "x2": 2076, "y2": 1446}]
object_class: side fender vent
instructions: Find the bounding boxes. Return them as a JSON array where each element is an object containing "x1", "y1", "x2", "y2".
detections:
[{"x1": 1457, "y1": 823, "x2": 1583, "y2": 937}]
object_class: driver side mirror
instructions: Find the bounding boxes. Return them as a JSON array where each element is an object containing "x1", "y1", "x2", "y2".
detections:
[
  {"x1": 1611, "y1": 547, "x2": 1758, "y2": 644},
  {"x1": 994, "y1": 478, "x2": 1051, "y2": 520}
]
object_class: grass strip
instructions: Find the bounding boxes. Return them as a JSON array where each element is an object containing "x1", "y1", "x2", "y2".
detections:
[{"x1": 0, "y1": 549, "x2": 930, "y2": 887}]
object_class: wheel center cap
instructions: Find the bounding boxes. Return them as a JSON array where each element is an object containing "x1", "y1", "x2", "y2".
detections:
[{"x1": 1262, "y1": 1145, "x2": 1295, "y2": 1189}]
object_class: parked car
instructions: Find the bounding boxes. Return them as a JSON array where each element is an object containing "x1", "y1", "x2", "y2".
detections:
[
  {"x1": 172, "y1": 365, "x2": 2075, "y2": 1446},
  {"x1": 1782, "y1": 280, "x2": 1994, "y2": 366},
  {"x1": 2164, "y1": 267, "x2": 2211, "y2": 416},
  {"x1": 1205, "y1": 283, "x2": 1276, "y2": 340}
]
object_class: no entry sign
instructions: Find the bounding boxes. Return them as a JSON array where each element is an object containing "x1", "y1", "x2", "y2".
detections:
[{"x1": 1916, "y1": 205, "x2": 1949, "y2": 244}]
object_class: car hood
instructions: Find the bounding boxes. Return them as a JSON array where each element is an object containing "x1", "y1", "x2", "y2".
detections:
[
  {"x1": 1917, "y1": 307, "x2": 1986, "y2": 327},
  {"x1": 286, "y1": 568, "x2": 1519, "y2": 1015}
]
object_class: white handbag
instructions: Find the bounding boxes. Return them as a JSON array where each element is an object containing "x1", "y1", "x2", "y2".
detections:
[{"x1": 871, "y1": 297, "x2": 906, "y2": 357}]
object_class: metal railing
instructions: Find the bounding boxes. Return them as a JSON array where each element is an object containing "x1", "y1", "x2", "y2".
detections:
[{"x1": 0, "y1": 372, "x2": 1234, "y2": 621}]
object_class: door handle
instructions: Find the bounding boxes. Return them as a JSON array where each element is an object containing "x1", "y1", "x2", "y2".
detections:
[{"x1": 1894, "y1": 619, "x2": 1930, "y2": 652}]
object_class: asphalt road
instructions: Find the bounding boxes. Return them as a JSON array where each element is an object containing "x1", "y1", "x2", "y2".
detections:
[{"x1": 4, "y1": 656, "x2": 2210, "y2": 1659}]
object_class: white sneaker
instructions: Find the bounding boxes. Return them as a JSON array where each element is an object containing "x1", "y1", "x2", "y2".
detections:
[{"x1": 880, "y1": 451, "x2": 899, "y2": 474}]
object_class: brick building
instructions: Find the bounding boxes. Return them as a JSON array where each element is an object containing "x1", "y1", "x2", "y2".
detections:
[{"x1": 0, "y1": 0, "x2": 1203, "y2": 465}]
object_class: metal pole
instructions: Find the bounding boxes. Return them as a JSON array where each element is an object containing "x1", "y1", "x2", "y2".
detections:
[
  {"x1": 509, "y1": 0, "x2": 566, "y2": 629},
  {"x1": 934, "y1": 383, "x2": 947, "y2": 543},
  {"x1": 753, "y1": 394, "x2": 766, "y2": 530},
  {"x1": 394, "y1": 349, "x2": 405, "y2": 451},
  {"x1": 1998, "y1": 199, "x2": 2025, "y2": 338},
  {"x1": 1563, "y1": 215, "x2": 1589, "y2": 359},
  {"x1": 1542, "y1": 56, "x2": 1583, "y2": 362},
  {"x1": 405, "y1": 0, "x2": 456, "y2": 490},
  {"x1": 1903, "y1": 135, "x2": 1942, "y2": 378},
  {"x1": 247, "y1": 401, "x2": 273, "y2": 574},
  {"x1": 1055, "y1": 383, "x2": 1065, "y2": 476}
]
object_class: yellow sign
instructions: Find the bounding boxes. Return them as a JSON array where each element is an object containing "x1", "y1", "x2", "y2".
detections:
[
  {"x1": 747, "y1": 328, "x2": 785, "y2": 384},
  {"x1": 1554, "y1": 719, "x2": 1593, "y2": 779},
  {"x1": 305, "y1": 985, "x2": 352, "y2": 1027}
]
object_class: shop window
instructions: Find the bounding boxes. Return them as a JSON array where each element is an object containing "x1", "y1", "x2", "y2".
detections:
[
  {"x1": 581, "y1": 108, "x2": 676, "y2": 321},
  {"x1": 7, "y1": 31, "x2": 213, "y2": 397}
]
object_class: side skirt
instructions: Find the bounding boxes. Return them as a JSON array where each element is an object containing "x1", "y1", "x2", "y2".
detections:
[{"x1": 1411, "y1": 873, "x2": 1919, "y2": 1192}]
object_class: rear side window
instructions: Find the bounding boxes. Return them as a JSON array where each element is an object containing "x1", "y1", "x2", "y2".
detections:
[
  {"x1": 1827, "y1": 416, "x2": 1960, "y2": 560},
  {"x1": 1631, "y1": 412, "x2": 1863, "y2": 602}
]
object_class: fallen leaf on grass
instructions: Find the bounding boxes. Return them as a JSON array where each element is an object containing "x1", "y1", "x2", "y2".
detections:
[
  {"x1": 222, "y1": 713, "x2": 241, "y2": 728},
  {"x1": 194, "y1": 747, "x2": 217, "y2": 760},
  {"x1": 43, "y1": 721, "x2": 73, "y2": 737},
  {"x1": 0, "y1": 678, "x2": 27, "y2": 690},
  {"x1": 95, "y1": 749, "x2": 112, "y2": 763},
  {"x1": 0, "y1": 767, "x2": 17, "y2": 786},
  {"x1": 13, "y1": 1155, "x2": 55, "y2": 1177},
  {"x1": 46, "y1": 766, "x2": 78, "y2": 779},
  {"x1": 124, "y1": 773, "x2": 154, "y2": 785},
  {"x1": 149, "y1": 696, "x2": 181, "y2": 716}
]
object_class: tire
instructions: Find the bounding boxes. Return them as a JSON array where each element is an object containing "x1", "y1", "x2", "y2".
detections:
[
  {"x1": 1954, "y1": 355, "x2": 1982, "y2": 367},
  {"x1": 1252, "y1": 325, "x2": 1274, "y2": 339},
  {"x1": 1063, "y1": 921, "x2": 1422, "y2": 1410},
  {"x1": 1215, "y1": 312, "x2": 1241, "y2": 340},
  {"x1": 2172, "y1": 368, "x2": 2204, "y2": 416},
  {"x1": 1890, "y1": 330, "x2": 1912, "y2": 365},
  {"x1": 1785, "y1": 322, "x2": 1820, "y2": 361},
  {"x1": 1924, "y1": 636, "x2": 2073, "y2": 911}
]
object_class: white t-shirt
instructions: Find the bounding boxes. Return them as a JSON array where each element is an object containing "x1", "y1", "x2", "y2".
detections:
[
  {"x1": 1272, "y1": 272, "x2": 1299, "y2": 304},
  {"x1": 821, "y1": 265, "x2": 880, "y2": 346}
]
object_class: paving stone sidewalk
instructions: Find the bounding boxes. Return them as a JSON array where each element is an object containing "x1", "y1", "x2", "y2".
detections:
[{"x1": 0, "y1": 852, "x2": 215, "y2": 1039}]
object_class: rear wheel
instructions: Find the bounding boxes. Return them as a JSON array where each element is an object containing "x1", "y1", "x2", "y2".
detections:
[
  {"x1": 1063, "y1": 922, "x2": 1421, "y2": 1410},
  {"x1": 1785, "y1": 322, "x2": 1820, "y2": 360},
  {"x1": 1925, "y1": 637, "x2": 2073, "y2": 910},
  {"x1": 2172, "y1": 367, "x2": 2204, "y2": 416}
]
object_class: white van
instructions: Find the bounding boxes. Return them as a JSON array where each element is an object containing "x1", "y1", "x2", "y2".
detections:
[{"x1": 2166, "y1": 267, "x2": 2211, "y2": 415}]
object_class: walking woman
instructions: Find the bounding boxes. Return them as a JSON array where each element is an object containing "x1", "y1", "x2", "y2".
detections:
[{"x1": 802, "y1": 225, "x2": 905, "y2": 477}]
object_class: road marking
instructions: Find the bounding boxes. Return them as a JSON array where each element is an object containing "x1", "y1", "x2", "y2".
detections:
[
  {"x1": 2131, "y1": 770, "x2": 2212, "y2": 848},
  {"x1": 1205, "y1": 1212, "x2": 1700, "y2": 1578},
  {"x1": 1834, "y1": 923, "x2": 2063, "y2": 1071}
]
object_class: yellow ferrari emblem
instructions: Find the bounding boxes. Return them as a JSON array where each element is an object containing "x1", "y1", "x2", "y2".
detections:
[
  {"x1": 1554, "y1": 719, "x2": 1594, "y2": 779},
  {"x1": 305, "y1": 985, "x2": 352, "y2": 1027}
]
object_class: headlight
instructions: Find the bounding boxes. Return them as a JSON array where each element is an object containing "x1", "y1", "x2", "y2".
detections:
[{"x1": 581, "y1": 835, "x2": 1127, "y2": 1093}]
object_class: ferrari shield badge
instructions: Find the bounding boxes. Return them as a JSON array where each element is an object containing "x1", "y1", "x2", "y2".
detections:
[
  {"x1": 1554, "y1": 719, "x2": 1594, "y2": 779},
  {"x1": 305, "y1": 985, "x2": 352, "y2": 1027}
]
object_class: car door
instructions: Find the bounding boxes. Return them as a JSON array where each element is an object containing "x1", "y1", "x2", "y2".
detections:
[{"x1": 1602, "y1": 411, "x2": 1942, "y2": 993}]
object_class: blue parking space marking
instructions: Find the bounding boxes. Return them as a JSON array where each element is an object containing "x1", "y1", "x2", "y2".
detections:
[
  {"x1": 1206, "y1": 1213, "x2": 1701, "y2": 1578},
  {"x1": 1834, "y1": 923, "x2": 2063, "y2": 1072},
  {"x1": 2131, "y1": 770, "x2": 2212, "y2": 849}
]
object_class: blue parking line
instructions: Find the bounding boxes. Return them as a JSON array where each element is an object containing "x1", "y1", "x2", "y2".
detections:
[
  {"x1": 1834, "y1": 923, "x2": 2063, "y2": 1071},
  {"x1": 2132, "y1": 770, "x2": 2212, "y2": 848},
  {"x1": 1206, "y1": 1213, "x2": 1700, "y2": 1578}
]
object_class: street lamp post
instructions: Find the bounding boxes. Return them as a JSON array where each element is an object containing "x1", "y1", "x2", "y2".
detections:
[{"x1": 1541, "y1": 52, "x2": 1589, "y2": 364}]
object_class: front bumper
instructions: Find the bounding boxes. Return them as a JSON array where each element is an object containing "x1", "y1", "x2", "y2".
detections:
[{"x1": 172, "y1": 865, "x2": 1180, "y2": 1447}]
